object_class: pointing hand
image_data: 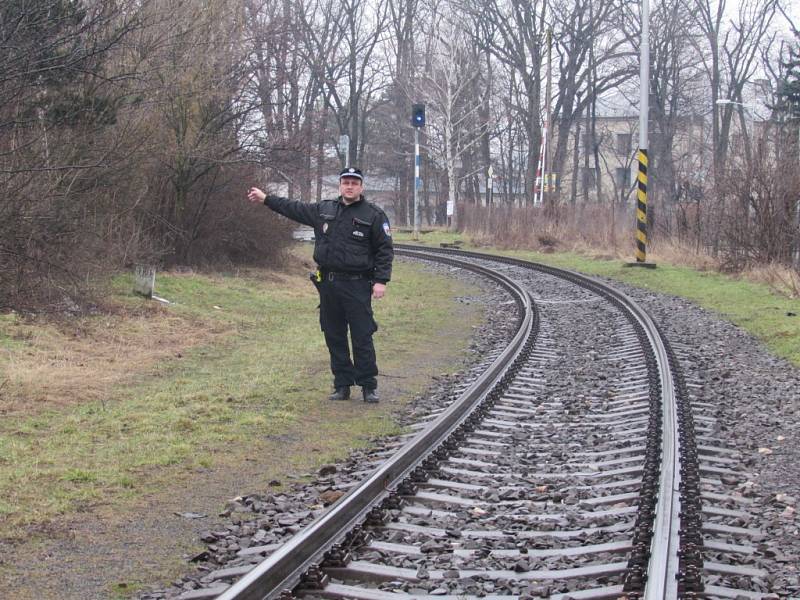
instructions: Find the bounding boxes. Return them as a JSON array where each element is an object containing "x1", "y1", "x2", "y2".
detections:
[{"x1": 247, "y1": 187, "x2": 266, "y2": 203}]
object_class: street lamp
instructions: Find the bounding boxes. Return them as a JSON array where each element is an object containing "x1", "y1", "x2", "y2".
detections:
[{"x1": 715, "y1": 98, "x2": 757, "y2": 116}]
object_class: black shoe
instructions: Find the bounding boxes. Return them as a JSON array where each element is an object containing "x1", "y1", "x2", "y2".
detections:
[
  {"x1": 328, "y1": 387, "x2": 350, "y2": 401},
  {"x1": 362, "y1": 387, "x2": 379, "y2": 403}
]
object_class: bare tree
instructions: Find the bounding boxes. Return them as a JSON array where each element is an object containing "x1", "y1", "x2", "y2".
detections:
[
  {"x1": 295, "y1": 0, "x2": 390, "y2": 168},
  {"x1": 243, "y1": 0, "x2": 320, "y2": 198},
  {"x1": 0, "y1": 0, "x2": 145, "y2": 306},
  {"x1": 464, "y1": 0, "x2": 547, "y2": 204},
  {"x1": 418, "y1": 3, "x2": 488, "y2": 228},
  {"x1": 632, "y1": 0, "x2": 707, "y2": 206},
  {"x1": 549, "y1": 0, "x2": 633, "y2": 200},
  {"x1": 382, "y1": 0, "x2": 421, "y2": 225},
  {"x1": 691, "y1": 0, "x2": 780, "y2": 173},
  {"x1": 130, "y1": 0, "x2": 257, "y2": 263}
]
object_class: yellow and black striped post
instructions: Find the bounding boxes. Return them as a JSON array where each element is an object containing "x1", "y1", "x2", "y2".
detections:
[
  {"x1": 635, "y1": 149, "x2": 648, "y2": 262},
  {"x1": 627, "y1": 0, "x2": 655, "y2": 269}
]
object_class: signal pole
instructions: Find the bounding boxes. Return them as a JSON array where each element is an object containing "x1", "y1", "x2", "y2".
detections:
[
  {"x1": 414, "y1": 127, "x2": 420, "y2": 240},
  {"x1": 411, "y1": 104, "x2": 425, "y2": 240}
]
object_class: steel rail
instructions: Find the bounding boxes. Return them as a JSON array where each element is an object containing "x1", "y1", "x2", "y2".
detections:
[
  {"x1": 395, "y1": 244, "x2": 682, "y2": 598},
  {"x1": 217, "y1": 252, "x2": 535, "y2": 600},
  {"x1": 217, "y1": 245, "x2": 683, "y2": 600},
  {"x1": 637, "y1": 307, "x2": 680, "y2": 600}
]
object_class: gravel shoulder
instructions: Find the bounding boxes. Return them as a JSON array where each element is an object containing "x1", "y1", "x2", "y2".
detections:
[{"x1": 608, "y1": 279, "x2": 800, "y2": 594}]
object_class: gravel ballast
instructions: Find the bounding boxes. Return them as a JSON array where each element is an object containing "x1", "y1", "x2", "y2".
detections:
[{"x1": 138, "y1": 259, "x2": 800, "y2": 600}]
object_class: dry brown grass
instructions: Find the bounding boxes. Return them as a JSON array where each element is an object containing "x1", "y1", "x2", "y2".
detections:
[
  {"x1": 459, "y1": 203, "x2": 799, "y2": 298},
  {"x1": 0, "y1": 299, "x2": 223, "y2": 417},
  {"x1": 643, "y1": 240, "x2": 721, "y2": 272},
  {"x1": 743, "y1": 264, "x2": 800, "y2": 298},
  {"x1": 462, "y1": 203, "x2": 638, "y2": 256},
  {"x1": 0, "y1": 248, "x2": 317, "y2": 422}
]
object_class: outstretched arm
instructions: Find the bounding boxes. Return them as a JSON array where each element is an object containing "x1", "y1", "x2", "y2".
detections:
[{"x1": 246, "y1": 187, "x2": 317, "y2": 227}]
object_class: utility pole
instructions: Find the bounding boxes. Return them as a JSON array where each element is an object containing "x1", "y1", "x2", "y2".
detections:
[
  {"x1": 543, "y1": 28, "x2": 553, "y2": 206},
  {"x1": 787, "y1": 116, "x2": 799, "y2": 269},
  {"x1": 534, "y1": 29, "x2": 553, "y2": 207},
  {"x1": 487, "y1": 165, "x2": 494, "y2": 205},
  {"x1": 631, "y1": 0, "x2": 655, "y2": 268},
  {"x1": 338, "y1": 134, "x2": 350, "y2": 168}
]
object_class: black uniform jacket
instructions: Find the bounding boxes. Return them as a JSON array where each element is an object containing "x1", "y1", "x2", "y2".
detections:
[{"x1": 265, "y1": 194, "x2": 393, "y2": 284}]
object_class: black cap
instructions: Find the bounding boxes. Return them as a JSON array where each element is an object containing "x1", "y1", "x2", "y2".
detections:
[{"x1": 339, "y1": 167, "x2": 363, "y2": 181}]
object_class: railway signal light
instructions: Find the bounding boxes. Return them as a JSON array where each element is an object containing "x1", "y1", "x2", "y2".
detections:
[{"x1": 411, "y1": 104, "x2": 425, "y2": 128}]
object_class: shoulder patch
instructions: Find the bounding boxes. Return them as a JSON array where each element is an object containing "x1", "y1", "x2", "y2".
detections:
[{"x1": 382, "y1": 222, "x2": 392, "y2": 237}]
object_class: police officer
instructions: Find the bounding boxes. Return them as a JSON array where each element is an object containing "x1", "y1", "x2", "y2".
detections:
[{"x1": 247, "y1": 167, "x2": 393, "y2": 403}]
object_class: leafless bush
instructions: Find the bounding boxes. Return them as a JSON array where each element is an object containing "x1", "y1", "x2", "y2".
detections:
[
  {"x1": 0, "y1": 0, "x2": 136, "y2": 310},
  {"x1": 459, "y1": 202, "x2": 637, "y2": 255},
  {"x1": 711, "y1": 153, "x2": 800, "y2": 271},
  {"x1": 0, "y1": 0, "x2": 295, "y2": 311},
  {"x1": 173, "y1": 163, "x2": 296, "y2": 268},
  {"x1": 458, "y1": 152, "x2": 800, "y2": 278},
  {"x1": 746, "y1": 263, "x2": 800, "y2": 298}
]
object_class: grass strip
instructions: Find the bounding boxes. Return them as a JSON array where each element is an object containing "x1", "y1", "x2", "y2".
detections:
[{"x1": 0, "y1": 251, "x2": 482, "y2": 538}]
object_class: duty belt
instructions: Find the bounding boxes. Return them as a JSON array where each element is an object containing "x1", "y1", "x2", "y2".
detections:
[{"x1": 322, "y1": 271, "x2": 368, "y2": 281}]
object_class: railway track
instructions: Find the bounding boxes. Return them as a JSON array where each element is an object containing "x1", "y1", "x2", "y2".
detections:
[{"x1": 181, "y1": 247, "x2": 773, "y2": 600}]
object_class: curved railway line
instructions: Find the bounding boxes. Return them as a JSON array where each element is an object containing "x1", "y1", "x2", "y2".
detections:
[{"x1": 172, "y1": 247, "x2": 774, "y2": 600}]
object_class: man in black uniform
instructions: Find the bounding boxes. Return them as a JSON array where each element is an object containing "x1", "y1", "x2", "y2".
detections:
[{"x1": 246, "y1": 167, "x2": 393, "y2": 403}]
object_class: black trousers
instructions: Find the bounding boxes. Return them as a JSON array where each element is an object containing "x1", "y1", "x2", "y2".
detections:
[{"x1": 319, "y1": 278, "x2": 378, "y2": 389}]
